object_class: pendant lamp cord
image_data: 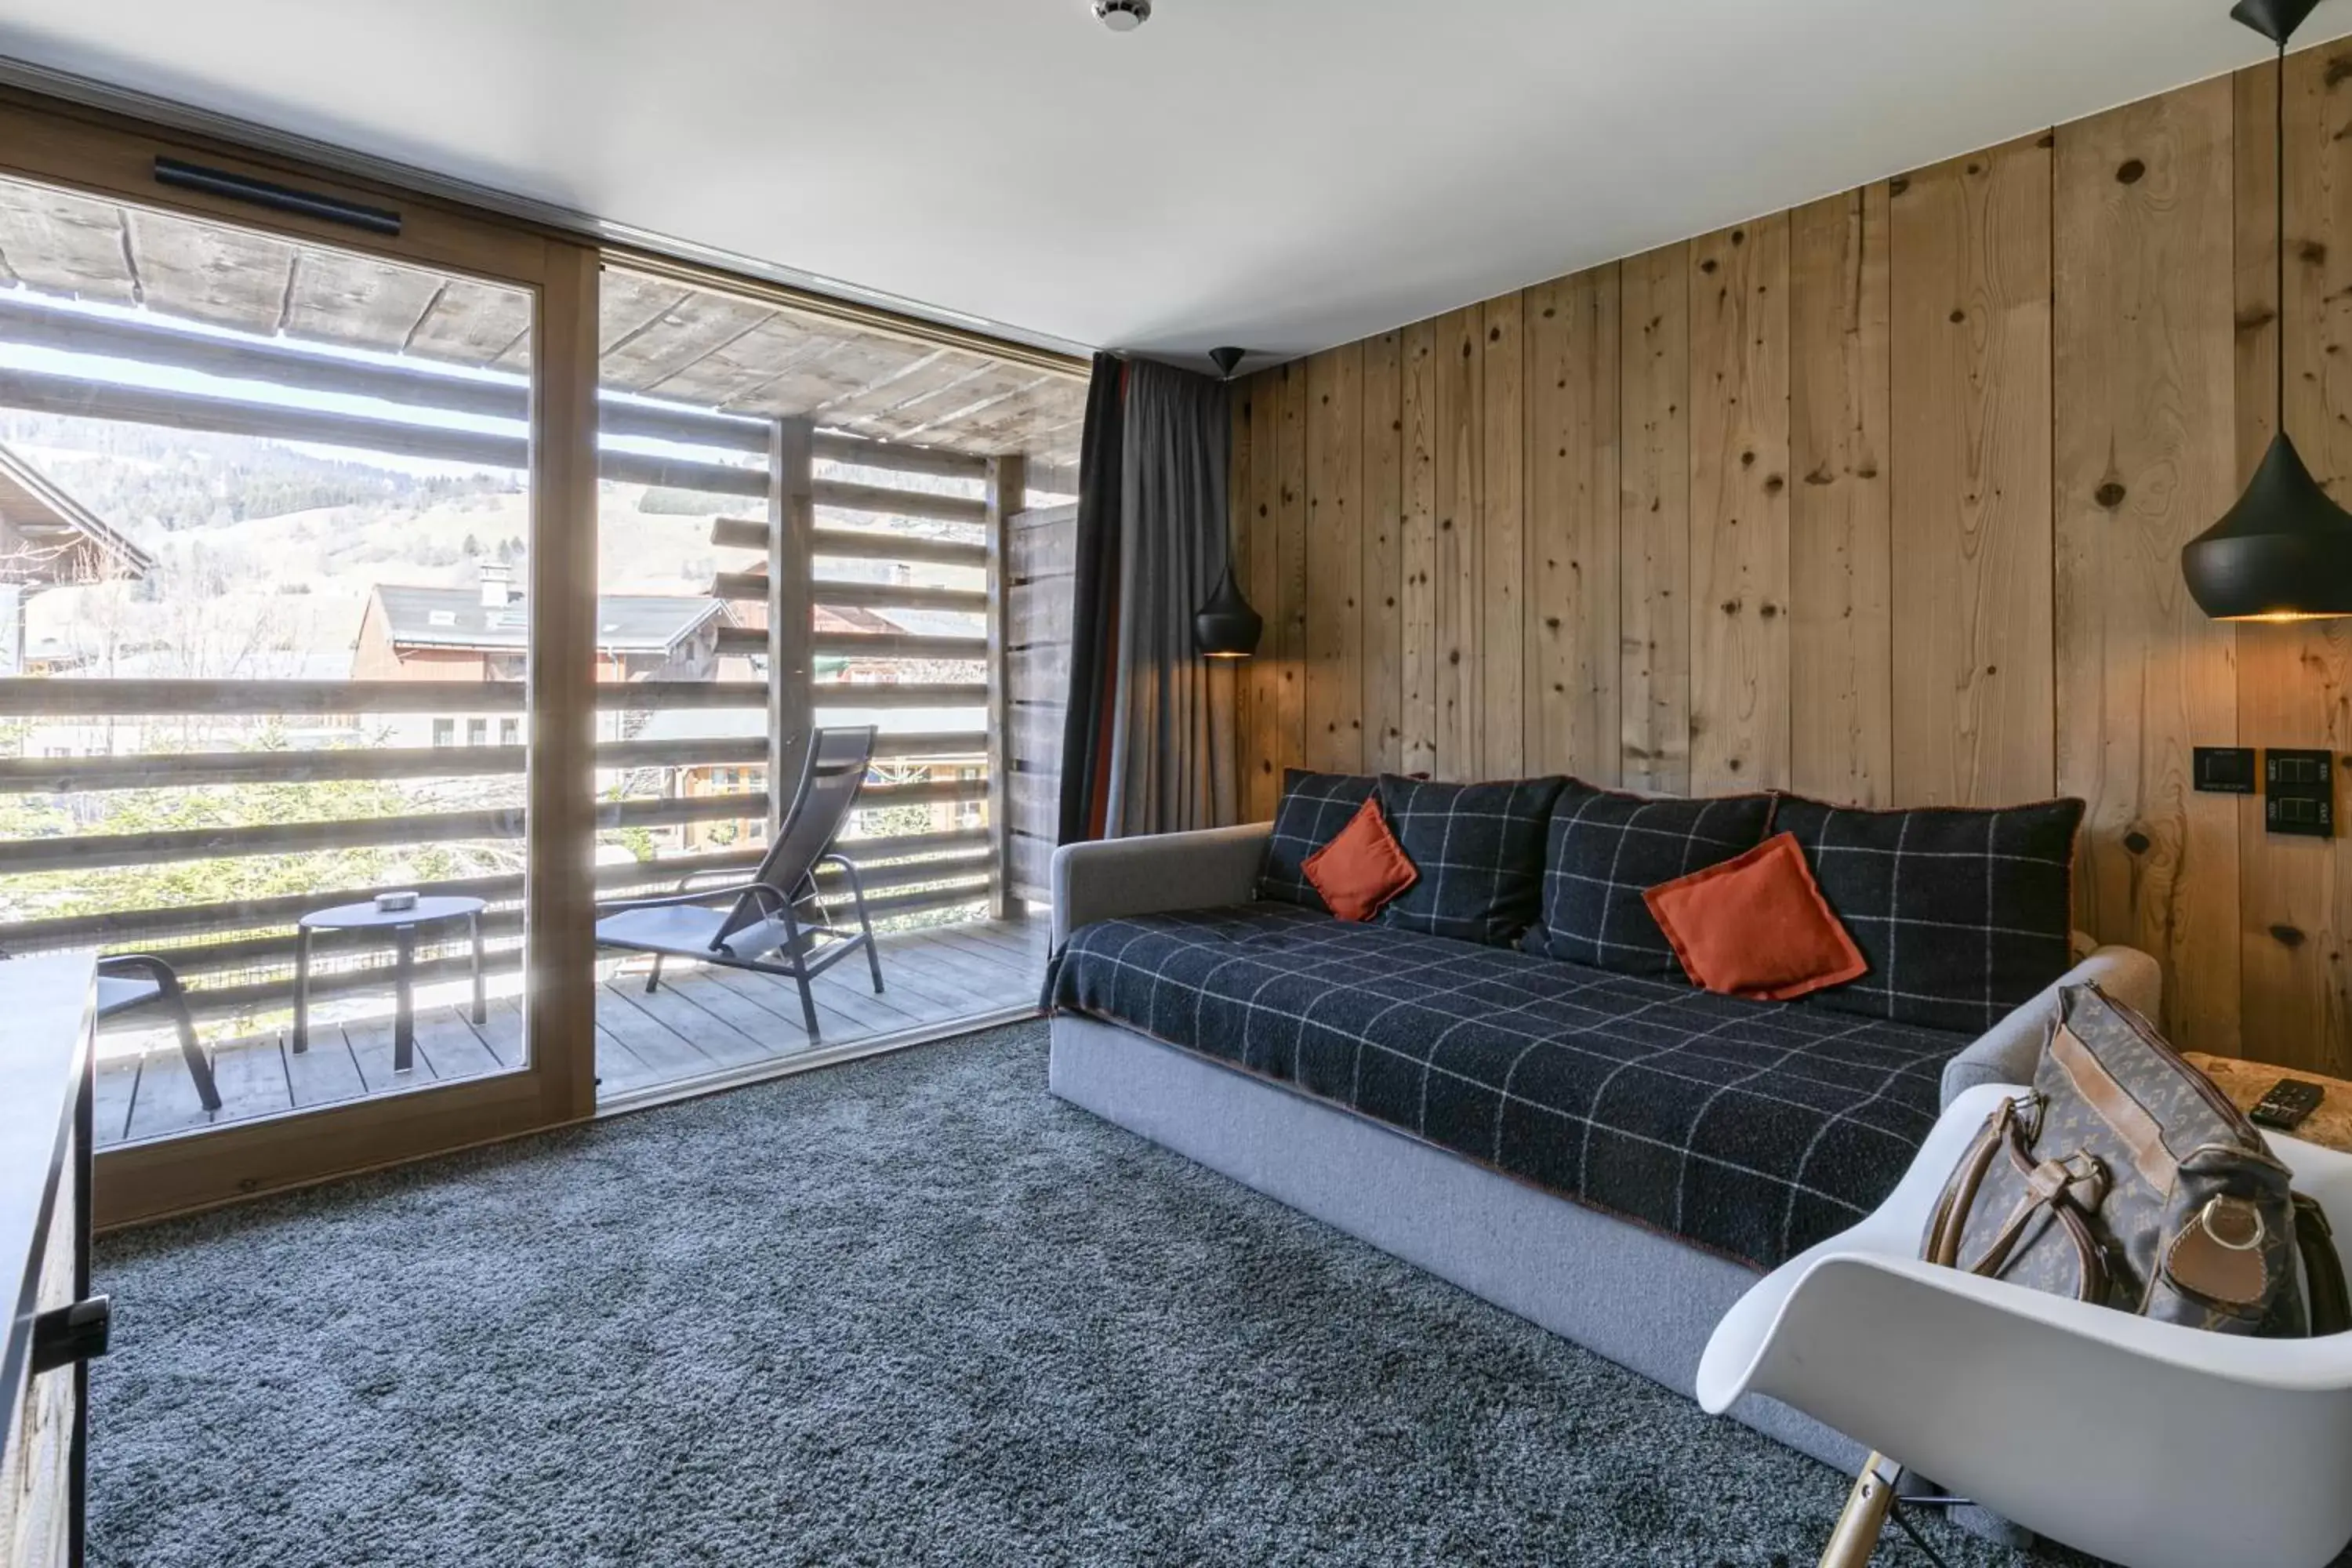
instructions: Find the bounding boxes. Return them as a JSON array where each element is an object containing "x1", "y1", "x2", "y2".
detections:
[{"x1": 2279, "y1": 38, "x2": 2289, "y2": 430}]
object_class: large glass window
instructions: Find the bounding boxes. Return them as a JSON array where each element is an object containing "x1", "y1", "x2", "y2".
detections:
[
  {"x1": 0, "y1": 170, "x2": 539, "y2": 1146},
  {"x1": 0, "y1": 116, "x2": 1087, "y2": 1167},
  {"x1": 584, "y1": 266, "x2": 1070, "y2": 1102}
]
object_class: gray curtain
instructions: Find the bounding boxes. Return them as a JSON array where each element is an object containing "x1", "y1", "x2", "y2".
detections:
[{"x1": 1105, "y1": 358, "x2": 1239, "y2": 836}]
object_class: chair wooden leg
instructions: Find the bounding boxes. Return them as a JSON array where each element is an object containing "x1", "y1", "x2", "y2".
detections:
[
  {"x1": 1820, "y1": 1455, "x2": 1897, "y2": 1568},
  {"x1": 645, "y1": 953, "x2": 664, "y2": 994}
]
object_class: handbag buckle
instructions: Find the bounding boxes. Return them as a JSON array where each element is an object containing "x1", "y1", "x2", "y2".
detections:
[{"x1": 2200, "y1": 1196, "x2": 2267, "y2": 1253}]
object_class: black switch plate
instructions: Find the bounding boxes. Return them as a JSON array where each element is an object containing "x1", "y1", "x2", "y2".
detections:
[
  {"x1": 2194, "y1": 746, "x2": 2258, "y2": 794},
  {"x1": 2266, "y1": 747, "x2": 2336, "y2": 838}
]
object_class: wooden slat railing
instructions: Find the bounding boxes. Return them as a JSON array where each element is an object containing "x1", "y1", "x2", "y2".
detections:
[
  {"x1": 0, "y1": 677, "x2": 990, "y2": 717},
  {"x1": 0, "y1": 679, "x2": 774, "y2": 717},
  {"x1": 813, "y1": 480, "x2": 986, "y2": 525},
  {"x1": 0, "y1": 736, "x2": 771, "y2": 793},
  {"x1": 0, "y1": 322, "x2": 1031, "y2": 1046},
  {"x1": 810, "y1": 682, "x2": 990, "y2": 710},
  {"x1": 0, "y1": 729, "x2": 985, "y2": 795},
  {"x1": 0, "y1": 774, "x2": 985, "y2": 875},
  {"x1": 811, "y1": 632, "x2": 988, "y2": 661},
  {"x1": 722, "y1": 629, "x2": 988, "y2": 661},
  {"x1": 0, "y1": 828, "x2": 992, "y2": 949},
  {"x1": 815, "y1": 582, "x2": 990, "y2": 615},
  {"x1": 711, "y1": 517, "x2": 988, "y2": 569},
  {"x1": 706, "y1": 574, "x2": 988, "y2": 616}
]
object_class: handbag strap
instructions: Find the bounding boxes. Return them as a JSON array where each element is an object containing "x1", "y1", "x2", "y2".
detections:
[
  {"x1": 2294, "y1": 1192, "x2": 2352, "y2": 1337},
  {"x1": 1959, "y1": 1117, "x2": 2110, "y2": 1302}
]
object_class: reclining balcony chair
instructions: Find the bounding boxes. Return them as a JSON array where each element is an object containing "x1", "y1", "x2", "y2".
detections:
[
  {"x1": 593, "y1": 725, "x2": 885, "y2": 1040},
  {"x1": 1697, "y1": 1080, "x2": 2352, "y2": 1568},
  {"x1": 2, "y1": 949, "x2": 221, "y2": 1112}
]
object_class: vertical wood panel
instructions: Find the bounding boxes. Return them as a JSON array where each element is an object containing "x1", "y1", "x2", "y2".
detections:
[
  {"x1": 527, "y1": 240, "x2": 601, "y2": 1121},
  {"x1": 1205, "y1": 68, "x2": 2352, "y2": 1069},
  {"x1": 1400, "y1": 320, "x2": 1441, "y2": 776},
  {"x1": 1362, "y1": 331, "x2": 1406, "y2": 772},
  {"x1": 768, "y1": 416, "x2": 817, "y2": 836},
  {"x1": 1434, "y1": 305, "x2": 1486, "y2": 778},
  {"x1": 984, "y1": 452, "x2": 1025, "y2": 910},
  {"x1": 1481, "y1": 292, "x2": 1526, "y2": 778},
  {"x1": 1525, "y1": 264, "x2": 1623, "y2": 784},
  {"x1": 1790, "y1": 185, "x2": 1895, "y2": 807},
  {"x1": 1621, "y1": 244, "x2": 1692, "y2": 793},
  {"x1": 1305, "y1": 344, "x2": 1365, "y2": 772},
  {"x1": 1275, "y1": 361, "x2": 1310, "y2": 781},
  {"x1": 1689, "y1": 216, "x2": 1792, "y2": 793},
  {"x1": 1243, "y1": 370, "x2": 1283, "y2": 818},
  {"x1": 2238, "y1": 49, "x2": 2352, "y2": 1073},
  {"x1": 2056, "y1": 81, "x2": 2240, "y2": 1053},
  {"x1": 1889, "y1": 136, "x2": 2056, "y2": 808}
]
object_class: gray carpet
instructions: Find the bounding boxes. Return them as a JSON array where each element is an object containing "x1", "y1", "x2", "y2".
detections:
[{"x1": 91, "y1": 1020, "x2": 2095, "y2": 1568}]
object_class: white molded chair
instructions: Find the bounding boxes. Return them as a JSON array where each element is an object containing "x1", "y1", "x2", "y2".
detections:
[{"x1": 1698, "y1": 1083, "x2": 2352, "y2": 1568}]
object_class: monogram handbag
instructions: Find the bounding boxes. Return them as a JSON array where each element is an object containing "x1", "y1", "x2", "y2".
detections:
[{"x1": 1923, "y1": 982, "x2": 2347, "y2": 1336}]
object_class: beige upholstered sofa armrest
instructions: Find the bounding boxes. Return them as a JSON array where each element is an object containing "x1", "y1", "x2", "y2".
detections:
[
  {"x1": 1937, "y1": 938, "x2": 2163, "y2": 1107},
  {"x1": 1050, "y1": 823, "x2": 1274, "y2": 949}
]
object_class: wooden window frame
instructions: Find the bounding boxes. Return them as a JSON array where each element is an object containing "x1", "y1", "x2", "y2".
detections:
[{"x1": 0, "y1": 89, "x2": 601, "y2": 1227}]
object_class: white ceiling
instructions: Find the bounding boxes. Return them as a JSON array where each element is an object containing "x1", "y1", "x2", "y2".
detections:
[{"x1": 0, "y1": 0, "x2": 2343, "y2": 368}]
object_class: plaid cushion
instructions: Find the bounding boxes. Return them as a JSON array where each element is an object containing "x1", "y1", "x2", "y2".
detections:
[
  {"x1": 1375, "y1": 775, "x2": 1571, "y2": 946},
  {"x1": 1052, "y1": 904, "x2": 1969, "y2": 1270},
  {"x1": 1523, "y1": 789, "x2": 1776, "y2": 975},
  {"x1": 1774, "y1": 794, "x2": 2085, "y2": 1034},
  {"x1": 1259, "y1": 770, "x2": 1377, "y2": 911}
]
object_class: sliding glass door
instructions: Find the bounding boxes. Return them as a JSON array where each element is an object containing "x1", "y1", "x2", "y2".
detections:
[{"x1": 0, "y1": 101, "x2": 597, "y2": 1223}]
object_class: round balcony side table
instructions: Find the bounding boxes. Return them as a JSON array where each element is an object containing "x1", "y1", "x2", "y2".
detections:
[{"x1": 292, "y1": 895, "x2": 488, "y2": 1073}]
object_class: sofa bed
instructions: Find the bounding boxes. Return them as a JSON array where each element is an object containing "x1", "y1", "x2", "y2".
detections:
[{"x1": 1044, "y1": 770, "x2": 2160, "y2": 1475}]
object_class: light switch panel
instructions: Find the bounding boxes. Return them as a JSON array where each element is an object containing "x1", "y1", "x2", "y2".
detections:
[{"x1": 2266, "y1": 748, "x2": 2336, "y2": 838}]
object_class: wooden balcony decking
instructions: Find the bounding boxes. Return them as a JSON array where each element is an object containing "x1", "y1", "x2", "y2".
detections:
[{"x1": 92, "y1": 917, "x2": 1049, "y2": 1150}]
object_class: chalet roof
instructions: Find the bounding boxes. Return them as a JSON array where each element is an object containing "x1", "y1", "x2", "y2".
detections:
[
  {"x1": 372, "y1": 585, "x2": 724, "y2": 653},
  {"x1": 0, "y1": 441, "x2": 154, "y2": 586},
  {"x1": 0, "y1": 173, "x2": 1085, "y2": 470}
]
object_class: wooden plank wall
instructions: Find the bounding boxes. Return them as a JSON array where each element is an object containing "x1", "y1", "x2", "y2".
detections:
[
  {"x1": 1226, "y1": 55, "x2": 2352, "y2": 1073},
  {"x1": 1003, "y1": 502, "x2": 1076, "y2": 903}
]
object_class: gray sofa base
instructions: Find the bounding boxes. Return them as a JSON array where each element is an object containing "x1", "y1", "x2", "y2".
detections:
[{"x1": 1047, "y1": 1012, "x2": 1858, "y2": 1469}]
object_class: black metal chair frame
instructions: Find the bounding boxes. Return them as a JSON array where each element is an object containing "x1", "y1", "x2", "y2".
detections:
[
  {"x1": 100, "y1": 954, "x2": 222, "y2": 1112},
  {"x1": 1, "y1": 948, "x2": 221, "y2": 1113},
  {"x1": 594, "y1": 726, "x2": 886, "y2": 1039}
]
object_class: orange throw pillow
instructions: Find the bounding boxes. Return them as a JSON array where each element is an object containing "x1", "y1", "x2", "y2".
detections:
[
  {"x1": 1303, "y1": 795, "x2": 1419, "y2": 923},
  {"x1": 1642, "y1": 832, "x2": 1867, "y2": 1001}
]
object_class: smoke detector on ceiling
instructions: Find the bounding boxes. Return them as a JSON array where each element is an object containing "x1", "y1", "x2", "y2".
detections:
[{"x1": 1095, "y1": 0, "x2": 1150, "y2": 31}]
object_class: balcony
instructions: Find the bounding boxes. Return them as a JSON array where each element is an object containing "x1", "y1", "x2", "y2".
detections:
[{"x1": 94, "y1": 916, "x2": 1049, "y2": 1148}]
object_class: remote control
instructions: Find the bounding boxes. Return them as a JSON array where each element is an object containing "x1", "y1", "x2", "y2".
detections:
[{"x1": 2251, "y1": 1077, "x2": 2326, "y2": 1131}]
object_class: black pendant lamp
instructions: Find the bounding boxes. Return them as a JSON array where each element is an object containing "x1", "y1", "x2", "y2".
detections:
[
  {"x1": 2185, "y1": 0, "x2": 2352, "y2": 620},
  {"x1": 1195, "y1": 345, "x2": 1265, "y2": 658}
]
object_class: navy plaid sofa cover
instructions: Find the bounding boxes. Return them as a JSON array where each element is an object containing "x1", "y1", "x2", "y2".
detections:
[{"x1": 1050, "y1": 902, "x2": 1976, "y2": 1272}]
